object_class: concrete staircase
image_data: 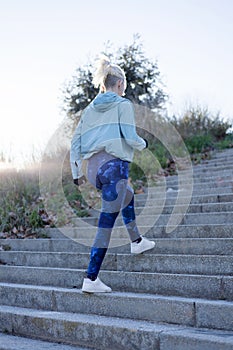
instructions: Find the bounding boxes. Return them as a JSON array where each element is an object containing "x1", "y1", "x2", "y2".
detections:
[{"x1": 0, "y1": 148, "x2": 233, "y2": 349}]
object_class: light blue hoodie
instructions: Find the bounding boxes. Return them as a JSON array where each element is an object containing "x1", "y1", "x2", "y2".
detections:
[{"x1": 70, "y1": 92, "x2": 146, "y2": 179}]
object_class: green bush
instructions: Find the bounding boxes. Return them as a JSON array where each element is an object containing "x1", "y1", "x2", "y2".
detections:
[
  {"x1": 184, "y1": 134, "x2": 213, "y2": 154},
  {"x1": 170, "y1": 106, "x2": 231, "y2": 142},
  {"x1": 149, "y1": 142, "x2": 170, "y2": 169},
  {"x1": 28, "y1": 209, "x2": 44, "y2": 229},
  {"x1": 215, "y1": 133, "x2": 233, "y2": 150},
  {"x1": 129, "y1": 162, "x2": 145, "y2": 182},
  {"x1": 0, "y1": 168, "x2": 45, "y2": 236}
]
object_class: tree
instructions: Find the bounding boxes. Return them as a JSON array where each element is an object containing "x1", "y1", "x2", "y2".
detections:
[
  {"x1": 61, "y1": 34, "x2": 168, "y2": 121},
  {"x1": 61, "y1": 64, "x2": 98, "y2": 121},
  {"x1": 116, "y1": 34, "x2": 167, "y2": 109}
]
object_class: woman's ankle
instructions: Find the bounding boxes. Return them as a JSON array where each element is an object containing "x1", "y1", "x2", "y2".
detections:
[{"x1": 132, "y1": 236, "x2": 142, "y2": 244}]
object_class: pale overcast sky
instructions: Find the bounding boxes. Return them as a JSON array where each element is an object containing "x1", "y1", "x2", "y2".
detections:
[{"x1": 0, "y1": 0, "x2": 233, "y2": 164}]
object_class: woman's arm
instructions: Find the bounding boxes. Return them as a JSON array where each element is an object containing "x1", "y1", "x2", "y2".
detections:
[
  {"x1": 70, "y1": 118, "x2": 84, "y2": 179},
  {"x1": 118, "y1": 100, "x2": 146, "y2": 150}
]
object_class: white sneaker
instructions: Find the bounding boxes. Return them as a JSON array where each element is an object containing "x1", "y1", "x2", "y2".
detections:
[
  {"x1": 82, "y1": 277, "x2": 112, "y2": 293},
  {"x1": 131, "y1": 236, "x2": 155, "y2": 254}
]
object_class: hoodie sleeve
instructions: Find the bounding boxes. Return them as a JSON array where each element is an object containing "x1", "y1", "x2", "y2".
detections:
[
  {"x1": 118, "y1": 100, "x2": 146, "y2": 151},
  {"x1": 70, "y1": 117, "x2": 84, "y2": 179}
]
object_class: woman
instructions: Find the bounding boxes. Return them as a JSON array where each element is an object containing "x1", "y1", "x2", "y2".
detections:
[{"x1": 70, "y1": 55, "x2": 155, "y2": 293}]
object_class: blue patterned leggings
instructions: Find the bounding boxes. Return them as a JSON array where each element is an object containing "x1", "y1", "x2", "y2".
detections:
[{"x1": 86, "y1": 152, "x2": 141, "y2": 280}]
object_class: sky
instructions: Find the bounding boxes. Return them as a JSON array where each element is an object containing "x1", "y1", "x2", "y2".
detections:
[{"x1": 0, "y1": 0, "x2": 233, "y2": 165}]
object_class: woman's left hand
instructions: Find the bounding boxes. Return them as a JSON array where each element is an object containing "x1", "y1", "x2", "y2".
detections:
[{"x1": 73, "y1": 175, "x2": 86, "y2": 186}]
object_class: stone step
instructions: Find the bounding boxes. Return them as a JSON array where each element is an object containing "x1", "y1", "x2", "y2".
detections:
[
  {"x1": 73, "y1": 193, "x2": 233, "y2": 215},
  {"x1": 160, "y1": 173, "x2": 233, "y2": 186},
  {"x1": 211, "y1": 148, "x2": 233, "y2": 156},
  {"x1": 0, "y1": 283, "x2": 233, "y2": 331},
  {"x1": 195, "y1": 150, "x2": 233, "y2": 161},
  {"x1": 0, "y1": 265, "x2": 232, "y2": 300},
  {"x1": 44, "y1": 228, "x2": 231, "y2": 249},
  {"x1": 210, "y1": 156, "x2": 233, "y2": 162},
  {"x1": 89, "y1": 201, "x2": 233, "y2": 217},
  {"x1": 83, "y1": 192, "x2": 233, "y2": 216},
  {"x1": 0, "y1": 333, "x2": 87, "y2": 350},
  {"x1": 160, "y1": 178, "x2": 233, "y2": 193},
  {"x1": 170, "y1": 168, "x2": 232, "y2": 181},
  {"x1": 189, "y1": 163, "x2": 233, "y2": 172},
  {"x1": 186, "y1": 157, "x2": 233, "y2": 167},
  {"x1": 157, "y1": 178, "x2": 233, "y2": 191},
  {"x1": 212, "y1": 156, "x2": 233, "y2": 163},
  {"x1": 163, "y1": 156, "x2": 233, "y2": 174},
  {"x1": 0, "y1": 251, "x2": 232, "y2": 276},
  {"x1": 87, "y1": 199, "x2": 233, "y2": 221},
  {"x1": 192, "y1": 162, "x2": 233, "y2": 172},
  {"x1": 134, "y1": 187, "x2": 233, "y2": 202},
  {"x1": 148, "y1": 223, "x2": 233, "y2": 238},
  {"x1": 214, "y1": 148, "x2": 233, "y2": 155},
  {"x1": 1, "y1": 237, "x2": 233, "y2": 255},
  {"x1": 198, "y1": 151, "x2": 233, "y2": 163},
  {"x1": 170, "y1": 212, "x2": 233, "y2": 225},
  {"x1": 166, "y1": 170, "x2": 232, "y2": 182},
  {"x1": 144, "y1": 185, "x2": 233, "y2": 196},
  {"x1": 184, "y1": 165, "x2": 233, "y2": 174},
  {"x1": 175, "y1": 154, "x2": 233, "y2": 166},
  {"x1": 203, "y1": 151, "x2": 233, "y2": 160},
  {"x1": 45, "y1": 223, "x2": 233, "y2": 241},
  {"x1": 117, "y1": 254, "x2": 233, "y2": 275},
  {"x1": 135, "y1": 193, "x2": 233, "y2": 206},
  {"x1": 175, "y1": 148, "x2": 233, "y2": 165},
  {"x1": 161, "y1": 330, "x2": 233, "y2": 350},
  {"x1": 72, "y1": 211, "x2": 233, "y2": 228},
  {"x1": 170, "y1": 172, "x2": 232, "y2": 185},
  {"x1": 211, "y1": 155, "x2": 233, "y2": 162},
  {"x1": 0, "y1": 305, "x2": 233, "y2": 350},
  {"x1": 135, "y1": 202, "x2": 233, "y2": 215}
]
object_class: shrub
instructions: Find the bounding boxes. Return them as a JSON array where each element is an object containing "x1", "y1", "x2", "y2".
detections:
[
  {"x1": 184, "y1": 134, "x2": 213, "y2": 154},
  {"x1": 170, "y1": 106, "x2": 231, "y2": 142},
  {"x1": 215, "y1": 132, "x2": 233, "y2": 150},
  {"x1": 0, "y1": 167, "x2": 45, "y2": 237}
]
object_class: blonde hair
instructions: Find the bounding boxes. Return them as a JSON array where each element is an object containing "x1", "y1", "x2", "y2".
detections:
[{"x1": 92, "y1": 54, "x2": 126, "y2": 91}]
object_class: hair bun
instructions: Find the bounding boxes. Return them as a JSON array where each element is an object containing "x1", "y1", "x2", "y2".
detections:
[
  {"x1": 92, "y1": 54, "x2": 126, "y2": 90},
  {"x1": 92, "y1": 54, "x2": 112, "y2": 88}
]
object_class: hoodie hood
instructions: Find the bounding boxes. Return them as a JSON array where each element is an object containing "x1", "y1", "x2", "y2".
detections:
[{"x1": 91, "y1": 91, "x2": 124, "y2": 112}]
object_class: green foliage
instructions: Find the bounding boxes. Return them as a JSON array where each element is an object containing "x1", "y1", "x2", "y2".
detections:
[
  {"x1": 129, "y1": 141, "x2": 173, "y2": 185},
  {"x1": 215, "y1": 132, "x2": 233, "y2": 150},
  {"x1": 0, "y1": 168, "x2": 44, "y2": 236},
  {"x1": 184, "y1": 134, "x2": 213, "y2": 154},
  {"x1": 169, "y1": 105, "x2": 232, "y2": 158},
  {"x1": 62, "y1": 181, "x2": 90, "y2": 218},
  {"x1": 28, "y1": 209, "x2": 44, "y2": 229},
  {"x1": 129, "y1": 163, "x2": 146, "y2": 182},
  {"x1": 61, "y1": 34, "x2": 167, "y2": 120},
  {"x1": 129, "y1": 108, "x2": 232, "y2": 183},
  {"x1": 149, "y1": 141, "x2": 170, "y2": 169},
  {"x1": 170, "y1": 105, "x2": 231, "y2": 141},
  {"x1": 62, "y1": 64, "x2": 99, "y2": 120}
]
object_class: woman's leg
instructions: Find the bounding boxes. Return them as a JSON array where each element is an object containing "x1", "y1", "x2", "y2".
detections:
[
  {"x1": 121, "y1": 184, "x2": 141, "y2": 242},
  {"x1": 86, "y1": 159, "x2": 127, "y2": 280},
  {"x1": 86, "y1": 188, "x2": 119, "y2": 280}
]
